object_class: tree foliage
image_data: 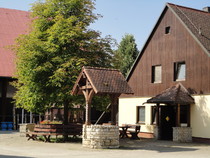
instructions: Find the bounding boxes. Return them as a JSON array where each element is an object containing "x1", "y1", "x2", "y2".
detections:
[
  {"x1": 113, "y1": 34, "x2": 139, "y2": 77},
  {"x1": 13, "y1": 0, "x2": 113, "y2": 115}
]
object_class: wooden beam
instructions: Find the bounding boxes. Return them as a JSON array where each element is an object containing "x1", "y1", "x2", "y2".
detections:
[
  {"x1": 177, "y1": 104, "x2": 181, "y2": 127},
  {"x1": 187, "y1": 105, "x2": 191, "y2": 127},
  {"x1": 110, "y1": 94, "x2": 120, "y2": 125},
  {"x1": 156, "y1": 103, "x2": 160, "y2": 126},
  {"x1": 80, "y1": 85, "x2": 93, "y2": 90},
  {"x1": 82, "y1": 89, "x2": 94, "y2": 125}
]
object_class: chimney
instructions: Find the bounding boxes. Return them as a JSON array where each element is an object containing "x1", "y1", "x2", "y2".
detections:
[{"x1": 203, "y1": 7, "x2": 210, "y2": 13}]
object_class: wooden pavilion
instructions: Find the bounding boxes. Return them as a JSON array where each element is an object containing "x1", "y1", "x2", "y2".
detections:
[
  {"x1": 72, "y1": 66, "x2": 133, "y2": 125},
  {"x1": 147, "y1": 83, "x2": 195, "y2": 140}
]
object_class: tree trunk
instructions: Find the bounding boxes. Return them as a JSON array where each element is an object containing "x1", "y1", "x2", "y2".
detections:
[
  {"x1": 63, "y1": 100, "x2": 69, "y2": 141},
  {"x1": 63, "y1": 100, "x2": 69, "y2": 125}
]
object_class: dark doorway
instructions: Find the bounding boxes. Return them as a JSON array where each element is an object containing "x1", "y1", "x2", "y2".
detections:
[{"x1": 159, "y1": 106, "x2": 176, "y2": 140}]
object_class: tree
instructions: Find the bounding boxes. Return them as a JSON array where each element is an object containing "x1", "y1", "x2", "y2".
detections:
[
  {"x1": 113, "y1": 34, "x2": 139, "y2": 77},
  {"x1": 13, "y1": 0, "x2": 113, "y2": 124}
]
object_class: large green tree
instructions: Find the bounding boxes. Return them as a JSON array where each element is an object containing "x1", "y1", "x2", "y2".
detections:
[
  {"x1": 113, "y1": 34, "x2": 139, "y2": 77},
  {"x1": 14, "y1": 0, "x2": 113, "y2": 124}
]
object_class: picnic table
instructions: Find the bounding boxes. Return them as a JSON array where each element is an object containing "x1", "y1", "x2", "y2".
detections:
[
  {"x1": 119, "y1": 124, "x2": 140, "y2": 139},
  {"x1": 26, "y1": 123, "x2": 82, "y2": 142},
  {"x1": 119, "y1": 125, "x2": 131, "y2": 138}
]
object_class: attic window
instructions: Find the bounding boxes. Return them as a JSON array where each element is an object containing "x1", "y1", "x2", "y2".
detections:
[{"x1": 165, "y1": 26, "x2": 171, "y2": 34}]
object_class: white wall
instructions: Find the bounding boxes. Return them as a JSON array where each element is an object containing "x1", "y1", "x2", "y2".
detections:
[
  {"x1": 119, "y1": 95, "x2": 210, "y2": 138},
  {"x1": 191, "y1": 95, "x2": 210, "y2": 138},
  {"x1": 118, "y1": 97, "x2": 155, "y2": 133}
]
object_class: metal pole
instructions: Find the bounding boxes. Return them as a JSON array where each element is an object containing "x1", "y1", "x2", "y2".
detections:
[
  {"x1": 13, "y1": 106, "x2": 16, "y2": 130},
  {"x1": 30, "y1": 112, "x2": 32, "y2": 123},
  {"x1": 21, "y1": 109, "x2": 24, "y2": 124},
  {"x1": 24, "y1": 114, "x2": 27, "y2": 123}
]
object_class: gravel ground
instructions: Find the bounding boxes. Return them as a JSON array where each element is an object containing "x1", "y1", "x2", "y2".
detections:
[{"x1": 0, "y1": 131, "x2": 210, "y2": 158}]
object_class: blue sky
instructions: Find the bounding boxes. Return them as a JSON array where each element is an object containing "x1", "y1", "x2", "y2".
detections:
[{"x1": 0, "y1": 0, "x2": 209, "y2": 50}]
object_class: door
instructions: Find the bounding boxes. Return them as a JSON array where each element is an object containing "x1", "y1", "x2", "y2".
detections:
[{"x1": 159, "y1": 106, "x2": 176, "y2": 140}]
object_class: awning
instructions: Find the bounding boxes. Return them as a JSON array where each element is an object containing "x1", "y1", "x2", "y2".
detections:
[{"x1": 147, "y1": 83, "x2": 195, "y2": 105}]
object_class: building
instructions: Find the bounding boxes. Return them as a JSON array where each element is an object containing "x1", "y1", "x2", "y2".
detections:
[
  {"x1": 119, "y1": 3, "x2": 210, "y2": 142},
  {"x1": 0, "y1": 8, "x2": 30, "y2": 126}
]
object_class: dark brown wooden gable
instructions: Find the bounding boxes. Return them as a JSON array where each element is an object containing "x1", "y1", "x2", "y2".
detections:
[{"x1": 125, "y1": 7, "x2": 210, "y2": 98}]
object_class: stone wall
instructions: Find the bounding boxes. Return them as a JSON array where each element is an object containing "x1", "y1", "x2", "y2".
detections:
[
  {"x1": 82, "y1": 124, "x2": 119, "y2": 149},
  {"x1": 173, "y1": 127, "x2": 192, "y2": 142},
  {"x1": 19, "y1": 123, "x2": 35, "y2": 137},
  {"x1": 153, "y1": 126, "x2": 160, "y2": 140}
]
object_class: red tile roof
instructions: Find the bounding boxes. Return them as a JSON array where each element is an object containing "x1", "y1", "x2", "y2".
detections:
[
  {"x1": 0, "y1": 8, "x2": 30, "y2": 77},
  {"x1": 147, "y1": 83, "x2": 195, "y2": 105},
  {"x1": 168, "y1": 3, "x2": 210, "y2": 56},
  {"x1": 72, "y1": 66, "x2": 133, "y2": 95}
]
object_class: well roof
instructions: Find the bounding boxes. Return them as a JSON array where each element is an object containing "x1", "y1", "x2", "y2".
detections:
[
  {"x1": 147, "y1": 83, "x2": 195, "y2": 105},
  {"x1": 72, "y1": 66, "x2": 133, "y2": 95}
]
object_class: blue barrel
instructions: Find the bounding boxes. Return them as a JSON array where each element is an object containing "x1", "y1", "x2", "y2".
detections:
[
  {"x1": 1, "y1": 122, "x2": 7, "y2": 130},
  {"x1": 7, "y1": 122, "x2": 13, "y2": 131}
]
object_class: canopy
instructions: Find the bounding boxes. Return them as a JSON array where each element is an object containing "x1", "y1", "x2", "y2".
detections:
[{"x1": 147, "y1": 83, "x2": 195, "y2": 105}]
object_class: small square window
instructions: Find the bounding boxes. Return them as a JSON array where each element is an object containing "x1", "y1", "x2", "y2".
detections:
[
  {"x1": 137, "y1": 106, "x2": 145, "y2": 123},
  {"x1": 165, "y1": 26, "x2": 171, "y2": 34},
  {"x1": 152, "y1": 65, "x2": 162, "y2": 83},
  {"x1": 174, "y1": 61, "x2": 186, "y2": 81}
]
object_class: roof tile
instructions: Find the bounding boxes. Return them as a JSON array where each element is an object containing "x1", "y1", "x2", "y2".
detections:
[
  {"x1": 72, "y1": 66, "x2": 133, "y2": 95},
  {"x1": 0, "y1": 8, "x2": 30, "y2": 77}
]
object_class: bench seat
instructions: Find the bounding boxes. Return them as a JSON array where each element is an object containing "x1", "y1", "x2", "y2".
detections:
[{"x1": 26, "y1": 124, "x2": 82, "y2": 142}]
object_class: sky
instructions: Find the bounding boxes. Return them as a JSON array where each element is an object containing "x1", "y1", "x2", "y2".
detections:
[{"x1": 0, "y1": 0, "x2": 210, "y2": 50}]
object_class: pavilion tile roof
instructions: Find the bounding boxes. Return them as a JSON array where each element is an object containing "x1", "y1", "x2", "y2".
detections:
[
  {"x1": 147, "y1": 83, "x2": 195, "y2": 105},
  {"x1": 72, "y1": 66, "x2": 133, "y2": 95},
  {"x1": 0, "y1": 8, "x2": 30, "y2": 77}
]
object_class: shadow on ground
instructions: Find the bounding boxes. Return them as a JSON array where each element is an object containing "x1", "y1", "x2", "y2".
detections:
[
  {"x1": 0, "y1": 155, "x2": 33, "y2": 158},
  {"x1": 119, "y1": 138, "x2": 200, "y2": 153}
]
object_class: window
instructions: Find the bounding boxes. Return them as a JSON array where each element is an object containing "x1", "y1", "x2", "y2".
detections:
[
  {"x1": 151, "y1": 106, "x2": 157, "y2": 125},
  {"x1": 152, "y1": 65, "x2": 162, "y2": 83},
  {"x1": 174, "y1": 61, "x2": 186, "y2": 81},
  {"x1": 165, "y1": 26, "x2": 171, "y2": 34},
  {"x1": 137, "y1": 106, "x2": 145, "y2": 123}
]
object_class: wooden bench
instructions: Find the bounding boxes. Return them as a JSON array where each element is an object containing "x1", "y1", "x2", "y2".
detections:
[
  {"x1": 127, "y1": 125, "x2": 141, "y2": 139},
  {"x1": 26, "y1": 123, "x2": 82, "y2": 142}
]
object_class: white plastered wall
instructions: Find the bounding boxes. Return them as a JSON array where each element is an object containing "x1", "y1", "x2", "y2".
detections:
[
  {"x1": 118, "y1": 97, "x2": 155, "y2": 133},
  {"x1": 191, "y1": 95, "x2": 210, "y2": 139},
  {"x1": 119, "y1": 95, "x2": 210, "y2": 138}
]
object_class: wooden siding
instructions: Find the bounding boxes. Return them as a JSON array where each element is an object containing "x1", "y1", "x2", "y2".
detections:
[{"x1": 126, "y1": 8, "x2": 210, "y2": 97}]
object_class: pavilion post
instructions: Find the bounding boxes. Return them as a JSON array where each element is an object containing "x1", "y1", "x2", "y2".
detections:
[
  {"x1": 177, "y1": 104, "x2": 181, "y2": 127},
  {"x1": 110, "y1": 94, "x2": 119, "y2": 125},
  {"x1": 83, "y1": 89, "x2": 94, "y2": 125},
  {"x1": 156, "y1": 103, "x2": 160, "y2": 126}
]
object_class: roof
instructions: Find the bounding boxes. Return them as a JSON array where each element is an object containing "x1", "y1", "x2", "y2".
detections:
[
  {"x1": 147, "y1": 83, "x2": 195, "y2": 105},
  {"x1": 0, "y1": 8, "x2": 30, "y2": 77},
  {"x1": 72, "y1": 66, "x2": 133, "y2": 95},
  {"x1": 168, "y1": 3, "x2": 210, "y2": 56},
  {"x1": 127, "y1": 3, "x2": 210, "y2": 81}
]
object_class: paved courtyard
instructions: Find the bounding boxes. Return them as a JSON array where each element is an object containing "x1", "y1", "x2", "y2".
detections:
[{"x1": 0, "y1": 131, "x2": 210, "y2": 158}]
